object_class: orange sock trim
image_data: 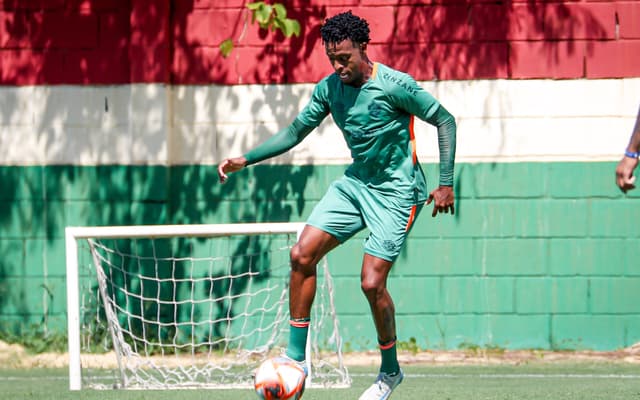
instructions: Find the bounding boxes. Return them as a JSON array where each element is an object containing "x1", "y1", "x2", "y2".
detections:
[
  {"x1": 289, "y1": 319, "x2": 310, "y2": 328},
  {"x1": 404, "y1": 204, "x2": 417, "y2": 231},
  {"x1": 379, "y1": 339, "x2": 396, "y2": 350}
]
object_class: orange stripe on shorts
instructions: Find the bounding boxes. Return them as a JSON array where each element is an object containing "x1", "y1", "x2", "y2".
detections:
[{"x1": 405, "y1": 205, "x2": 417, "y2": 232}]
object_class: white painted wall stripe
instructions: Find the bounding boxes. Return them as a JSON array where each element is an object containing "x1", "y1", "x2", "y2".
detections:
[{"x1": 0, "y1": 79, "x2": 638, "y2": 165}]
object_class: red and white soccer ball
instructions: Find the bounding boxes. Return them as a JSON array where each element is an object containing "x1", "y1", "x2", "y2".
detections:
[{"x1": 254, "y1": 356, "x2": 306, "y2": 400}]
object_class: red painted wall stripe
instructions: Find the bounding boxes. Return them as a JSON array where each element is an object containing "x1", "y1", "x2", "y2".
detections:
[{"x1": 0, "y1": 0, "x2": 638, "y2": 85}]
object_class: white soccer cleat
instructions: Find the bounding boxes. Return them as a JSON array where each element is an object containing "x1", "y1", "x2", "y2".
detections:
[
  {"x1": 280, "y1": 353, "x2": 309, "y2": 378},
  {"x1": 358, "y1": 370, "x2": 404, "y2": 400}
]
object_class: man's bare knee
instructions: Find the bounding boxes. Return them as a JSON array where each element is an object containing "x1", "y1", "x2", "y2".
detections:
[
  {"x1": 361, "y1": 276, "x2": 384, "y2": 302},
  {"x1": 290, "y1": 243, "x2": 316, "y2": 273}
]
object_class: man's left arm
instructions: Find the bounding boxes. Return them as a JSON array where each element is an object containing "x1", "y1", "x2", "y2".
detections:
[
  {"x1": 386, "y1": 73, "x2": 457, "y2": 216},
  {"x1": 426, "y1": 105, "x2": 456, "y2": 187},
  {"x1": 425, "y1": 105, "x2": 456, "y2": 217}
]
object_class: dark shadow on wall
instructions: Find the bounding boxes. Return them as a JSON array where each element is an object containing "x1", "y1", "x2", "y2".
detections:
[
  {"x1": 0, "y1": 0, "x2": 316, "y2": 349},
  {"x1": 0, "y1": 169, "x2": 19, "y2": 335},
  {"x1": 379, "y1": 0, "x2": 607, "y2": 79},
  {"x1": 169, "y1": 1, "x2": 316, "y2": 351}
]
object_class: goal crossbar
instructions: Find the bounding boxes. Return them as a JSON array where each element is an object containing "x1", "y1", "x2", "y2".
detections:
[{"x1": 66, "y1": 222, "x2": 305, "y2": 240}]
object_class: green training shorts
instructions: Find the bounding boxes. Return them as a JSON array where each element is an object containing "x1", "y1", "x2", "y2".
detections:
[{"x1": 306, "y1": 175, "x2": 423, "y2": 262}]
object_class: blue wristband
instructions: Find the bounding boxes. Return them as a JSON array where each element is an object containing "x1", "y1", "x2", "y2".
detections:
[{"x1": 625, "y1": 150, "x2": 640, "y2": 159}]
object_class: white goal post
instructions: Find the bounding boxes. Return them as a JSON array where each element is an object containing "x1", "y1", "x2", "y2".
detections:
[{"x1": 65, "y1": 223, "x2": 350, "y2": 390}]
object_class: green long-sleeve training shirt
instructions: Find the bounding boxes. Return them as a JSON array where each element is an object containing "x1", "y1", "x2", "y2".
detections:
[{"x1": 245, "y1": 62, "x2": 456, "y2": 203}]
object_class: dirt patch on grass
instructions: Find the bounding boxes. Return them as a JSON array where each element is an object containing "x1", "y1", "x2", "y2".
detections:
[
  {"x1": 348, "y1": 346, "x2": 640, "y2": 367},
  {"x1": 2, "y1": 340, "x2": 639, "y2": 369},
  {"x1": 0, "y1": 340, "x2": 72, "y2": 369}
]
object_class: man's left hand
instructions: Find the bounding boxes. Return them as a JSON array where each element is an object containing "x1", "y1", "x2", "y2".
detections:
[{"x1": 426, "y1": 186, "x2": 455, "y2": 217}]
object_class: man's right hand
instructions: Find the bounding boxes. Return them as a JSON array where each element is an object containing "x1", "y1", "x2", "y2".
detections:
[{"x1": 218, "y1": 156, "x2": 248, "y2": 183}]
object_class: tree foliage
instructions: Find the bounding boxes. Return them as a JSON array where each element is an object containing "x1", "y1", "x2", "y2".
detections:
[{"x1": 221, "y1": 1, "x2": 301, "y2": 58}]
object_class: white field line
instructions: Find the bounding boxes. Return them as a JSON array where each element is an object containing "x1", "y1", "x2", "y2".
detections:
[
  {"x1": 349, "y1": 372, "x2": 640, "y2": 379},
  {"x1": 2, "y1": 372, "x2": 640, "y2": 382}
]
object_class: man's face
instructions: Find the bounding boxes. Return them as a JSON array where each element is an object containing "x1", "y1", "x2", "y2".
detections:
[{"x1": 325, "y1": 39, "x2": 367, "y2": 86}]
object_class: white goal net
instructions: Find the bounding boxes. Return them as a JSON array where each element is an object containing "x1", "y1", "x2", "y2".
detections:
[{"x1": 65, "y1": 223, "x2": 350, "y2": 390}]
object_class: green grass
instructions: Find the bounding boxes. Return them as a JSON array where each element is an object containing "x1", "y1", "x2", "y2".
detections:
[{"x1": 2, "y1": 363, "x2": 640, "y2": 399}]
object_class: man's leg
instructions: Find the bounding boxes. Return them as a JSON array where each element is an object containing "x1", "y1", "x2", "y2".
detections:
[
  {"x1": 285, "y1": 225, "x2": 339, "y2": 362},
  {"x1": 359, "y1": 253, "x2": 404, "y2": 400},
  {"x1": 360, "y1": 254, "x2": 400, "y2": 373}
]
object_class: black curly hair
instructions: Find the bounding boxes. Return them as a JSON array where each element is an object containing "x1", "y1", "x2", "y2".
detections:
[{"x1": 320, "y1": 11, "x2": 371, "y2": 45}]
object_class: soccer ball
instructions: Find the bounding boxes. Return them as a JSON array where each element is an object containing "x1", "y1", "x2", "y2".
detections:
[{"x1": 254, "y1": 356, "x2": 306, "y2": 400}]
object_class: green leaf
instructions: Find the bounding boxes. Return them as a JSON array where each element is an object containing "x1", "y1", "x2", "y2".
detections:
[
  {"x1": 273, "y1": 3, "x2": 287, "y2": 19},
  {"x1": 254, "y1": 4, "x2": 272, "y2": 26},
  {"x1": 272, "y1": 18, "x2": 283, "y2": 32},
  {"x1": 292, "y1": 20, "x2": 301, "y2": 37},
  {"x1": 281, "y1": 19, "x2": 300, "y2": 37},
  {"x1": 246, "y1": 2, "x2": 300, "y2": 38},
  {"x1": 246, "y1": 1, "x2": 263, "y2": 10},
  {"x1": 219, "y1": 39, "x2": 234, "y2": 58}
]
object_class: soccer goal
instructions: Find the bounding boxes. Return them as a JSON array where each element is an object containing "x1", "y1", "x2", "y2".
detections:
[{"x1": 65, "y1": 223, "x2": 350, "y2": 390}]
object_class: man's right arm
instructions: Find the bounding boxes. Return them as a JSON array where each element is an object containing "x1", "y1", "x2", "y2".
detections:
[
  {"x1": 217, "y1": 119, "x2": 315, "y2": 183},
  {"x1": 218, "y1": 80, "x2": 330, "y2": 184},
  {"x1": 244, "y1": 119, "x2": 315, "y2": 166}
]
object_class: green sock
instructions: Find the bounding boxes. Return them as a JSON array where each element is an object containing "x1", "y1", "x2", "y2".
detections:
[
  {"x1": 285, "y1": 318, "x2": 310, "y2": 362},
  {"x1": 379, "y1": 337, "x2": 400, "y2": 374}
]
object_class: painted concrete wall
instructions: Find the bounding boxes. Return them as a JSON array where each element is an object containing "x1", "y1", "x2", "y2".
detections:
[
  {"x1": 2, "y1": 161, "x2": 639, "y2": 351},
  {"x1": 0, "y1": 0, "x2": 639, "y2": 351},
  {"x1": 1, "y1": 0, "x2": 639, "y2": 85}
]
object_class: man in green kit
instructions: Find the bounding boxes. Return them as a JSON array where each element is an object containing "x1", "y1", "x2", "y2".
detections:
[
  {"x1": 218, "y1": 11, "x2": 456, "y2": 400},
  {"x1": 615, "y1": 105, "x2": 640, "y2": 193}
]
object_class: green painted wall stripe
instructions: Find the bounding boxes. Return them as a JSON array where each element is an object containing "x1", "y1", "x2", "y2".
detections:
[{"x1": 0, "y1": 162, "x2": 638, "y2": 351}]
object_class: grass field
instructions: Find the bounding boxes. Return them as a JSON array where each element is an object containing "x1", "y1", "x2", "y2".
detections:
[{"x1": 2, "y1": 362, "x2": 640, "y2": 400}]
